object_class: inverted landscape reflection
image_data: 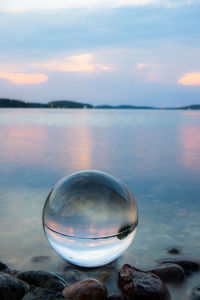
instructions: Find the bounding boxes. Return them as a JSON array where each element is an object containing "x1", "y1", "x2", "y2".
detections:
[{"x1": 0, "y1": 109, "x2": 200, "y2": 298}]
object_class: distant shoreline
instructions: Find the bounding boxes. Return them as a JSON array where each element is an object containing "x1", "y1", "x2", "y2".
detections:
[{"x1": 0, "y1": 98, "x2": 200, "y2": 110}]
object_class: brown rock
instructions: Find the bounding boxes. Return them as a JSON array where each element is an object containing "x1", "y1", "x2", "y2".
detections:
[
  {"x1": 158, "y1": 259, "x2": 200, "y2": 274},
  {"x1": 62, "y1": 278, "x2": 107, "y2": 300},
  {"x1": 146, "y1": 263, "x2": 185, "y2": 283},
  {"x1": 118, "y1": 264, "x2": 170, "y2": 300}
]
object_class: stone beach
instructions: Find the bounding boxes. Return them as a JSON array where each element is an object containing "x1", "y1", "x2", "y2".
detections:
[{"x1": 1, "y1": 247, "x2": 200, "y2": 300}]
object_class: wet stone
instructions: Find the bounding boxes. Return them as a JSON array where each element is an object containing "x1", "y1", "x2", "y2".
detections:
[
  {"x1": 107, "y1": 294, "x2": 123, "y2": 299},
  {"x1": 146, "y1": 263, "x2": 185, "y2": 283},
  {"x1": 22, "y1": 287, "x2": 65, "y2": 300},
  {"x1": 64, "y1": 268, "x2": 88, "y2": 284},
  {"x1": 0, "y1": 260, "x2": 11, "y2": 274},
  {"x1": 62, "y1": 278, "x2": 107, "y2": 300},
  {"x1": 190, "y1": 284, "x2": 200, "y2": 300},
  {"x1": 31, "y1": 255, "x2": 51, "y2": 263},
  {"x1": 166, "y1": 247, "x2": 182, "y2": 255},
  {"x1": 0, "y1": 271, "x2": 30, "y2": 300},
  {"x1": 98, "y1": 271, "x2": 110, "y2": 282},
  {"x1": 158, "y1": 259, "x2": 200, "y2": 275},
  {"x1": 118, "y1": 264, "x2": 170, "y2": 300},
  {"x1": 16, "y1": 270, "x2": 68, "y2": 292}
]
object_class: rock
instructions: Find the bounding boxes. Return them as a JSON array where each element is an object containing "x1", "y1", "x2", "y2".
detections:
[
  {"x1": 62, "y1": 278, "x2": 107, "y2": 300},
  {"x1": 118, "y1": 264, "x2": 170, "y2": 300},
  {"x1": 99, "y1": 271, "x2": 110, "y2": 282},
  {"x1": 31, "y1": 255, "x2": 50, "y2": 263},
  {"x1": 190, "y1": 284, "x2": 200, "y2": 300},
  {"x1": 16, "y1": 270, "x2": 68, "y2": 292},
  {"x1": 0, "y1": 271, "x2": 30, "y2": 300},
  {"x1": 158, "y1": 259, "x2": 200, "y2": 274},
  {"x1": 166, "y1": 247, "x2": 181, "y2": 255},
  {"x1": 107, "y1": 294, "x2": 123, "y2": 299},
  {"x1": 146, "y1": 263, "x2": 185, "y2": 283},
  {"x1": 0, "y1": 261, "x2": 11, "y2": 274},
  {"x1": 65, "y1": 268, "x2": 88, "y2": 283},
  {"x1": 22, "y1": 287, "x2": 65, "y2": 300}
]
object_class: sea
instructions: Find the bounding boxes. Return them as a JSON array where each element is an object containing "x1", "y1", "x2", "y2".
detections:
[{"x1": 0, "y1": 108, "x2": 200, "y2": 299}]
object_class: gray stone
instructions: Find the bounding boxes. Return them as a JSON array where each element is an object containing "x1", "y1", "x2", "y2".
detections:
[
  {"x1": 0, "y1": 271, "x2": 30, "y2": 300},
  {"x1": 190, "y1": 284, "x2": 200, "y2": 300},
  {"x1": 22, "y1": 287, "x2": 65, "y2": 300},
  {"x1": 17, "y1": 270, "x2": 68, "y2": 292}
]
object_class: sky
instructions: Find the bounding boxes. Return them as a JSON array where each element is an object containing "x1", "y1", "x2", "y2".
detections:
[{"x1": 0, "y1": 0, "x2": 200, "y2": 106}]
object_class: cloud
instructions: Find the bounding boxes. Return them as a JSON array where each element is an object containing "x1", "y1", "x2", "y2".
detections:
[
  {"x1": 0, "y1": 73, "x2": 48, "y2": 85},
  {"x1": 40, "y1": 54, "x2": 114, "y2": 73},
  {"x1": 0, "y1": 0, "x2": 196, "y2": 13},
  {"x1": 137, "y1": 63, "x2": 149, "y2": 69},
  {"x1": 178, "y1": 73, "x2": 200, "y2": 86}
]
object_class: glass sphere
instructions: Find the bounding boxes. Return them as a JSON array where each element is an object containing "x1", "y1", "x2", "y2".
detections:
[{"x1": 43, "y1": 170, "x2": 138, "y2": 267}]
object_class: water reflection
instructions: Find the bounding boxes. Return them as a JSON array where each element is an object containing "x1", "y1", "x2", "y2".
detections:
[
  {"x1": 54, "y1": 127, "x2": 92, "y2": 171},
  {"x1": 180, "y1": 125, "x2": 200, "y2": 170},
  {"x1": 0, "y1": 126, "x2": 47, "y2": 166},
  {"x1": 0, "y1": 125, "x2": 93, "y2": 171}
]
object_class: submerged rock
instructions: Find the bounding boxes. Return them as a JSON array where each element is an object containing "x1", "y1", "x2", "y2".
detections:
[
  {"x1": 107, "y1": 294, "x2": 123, "y2": 299},
  {"x1": 22, "y1": 287, "x2": 65, "y2": 300},
  {"x1": 64, "y1": 268, "x2": 88, "y2": 283},
  {"x1": 118, "y1": 264, "x2": 170, "y2": 300},
  {"x1": 62, "y1": 278, "x2": 107, "y2": 300},
  {"x1": 146, "y1": 263, "x2": 185, "y2": 283},
  {"x1": 0, "y1": 260, "x2": 11, "y2": 274},
  {"x1": 0, "y1": 271, "x2": 30, "y2": 300},
  {"x1": 190, "y1": 284, "x2": 200, "y2": 300},
  {"x1": 31, "y1": 255, "x2": 51, "y2": 263},
  {"x1": 166, "y1": 247, "x2": 182, "y2": 255},
  {"x1": 158, "y1": 259, "x2": 200, "y2": 274},
  {"x1": 16, "y1": 270, "x2": 68, "y2": 292}
]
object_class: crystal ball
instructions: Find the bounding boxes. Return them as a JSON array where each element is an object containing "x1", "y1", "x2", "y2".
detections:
[{"x1": 43, "y1": 170, "x2": 138, "y2": 267}]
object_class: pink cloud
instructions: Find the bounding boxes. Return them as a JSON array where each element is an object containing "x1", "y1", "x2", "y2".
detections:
[
  {"x1": 178, "y1": 73, "x2": 200, "y2": 86},
  {"x1": 0, "y1": 73, "x2": 48, "y2": 85},
  {"x1": 43, "y1": 54, "x2": 113, "y2": 73}
]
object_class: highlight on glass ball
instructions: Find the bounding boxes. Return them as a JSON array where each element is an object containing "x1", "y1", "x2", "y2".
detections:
[{"x1": 42, "y1": 170, "x2": 138, "y2": 267}]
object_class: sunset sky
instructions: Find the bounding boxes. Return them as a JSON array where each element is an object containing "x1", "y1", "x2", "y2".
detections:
[{"x1": 0, "y1": 0, "x2": 200, "y2": 106}]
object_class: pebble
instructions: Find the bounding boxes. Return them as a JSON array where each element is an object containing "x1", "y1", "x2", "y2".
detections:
[
  {"x1": 158, "y1": 259, "x2": 200, "y2": 274},
  {"x1": 107, "y1": 294, "x2": 123, "y2": 299},
  {"x1": 146, "y1": 263, "x2": 185, "y2": 283},
  {"x1": 166, "y1": 247, "x2": 182, "y2": 254},
  {"x1": 65, "y1": 268, "x2": 88, "y2": 283},
  {"x1": 0, "y1": 260, "x2": 11, "y2": 274},
  {"x1": 62, "y1": 278, "x2": 107, "y2": 300},
  {"x1": 16, "y1": 270, "x2": 68, "y2": 292},
  {"x1": 118, "y1": 264, "x2": 170, "y2": 300},
  {"x1": 31, "y1": 255, "x2": 51, "y2": 263},
  {"x1": 22, "y1": 287, "x2": 65, "y2": 300},
  {"x1": 190, "y1": 284, "x2": 200, "y2": 300},
  {"x1": 0, "y1": 271, "x2": 30, "y2": 300},
  {"x1": 98, "y1": 271, "x2": 110, "y2": 282}
]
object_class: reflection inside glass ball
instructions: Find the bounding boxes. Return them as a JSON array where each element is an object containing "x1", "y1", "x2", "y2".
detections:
[{"x1": 43, "y1": 170, "x2": 138, "y2": 267}]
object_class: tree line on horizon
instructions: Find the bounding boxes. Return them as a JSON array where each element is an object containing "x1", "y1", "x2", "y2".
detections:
[{"x1": 0, "y1": 98, "x2": 200, "y2": 110}]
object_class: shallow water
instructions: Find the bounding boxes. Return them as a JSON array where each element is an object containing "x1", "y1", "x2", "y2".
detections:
[{"x1": 0, "y1": 108, "x2": 200, "y2": 299}]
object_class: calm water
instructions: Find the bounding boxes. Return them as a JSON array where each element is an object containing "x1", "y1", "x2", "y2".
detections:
[{"x1": 0, "y1": 108, "x2": 200, "y2": 299}]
